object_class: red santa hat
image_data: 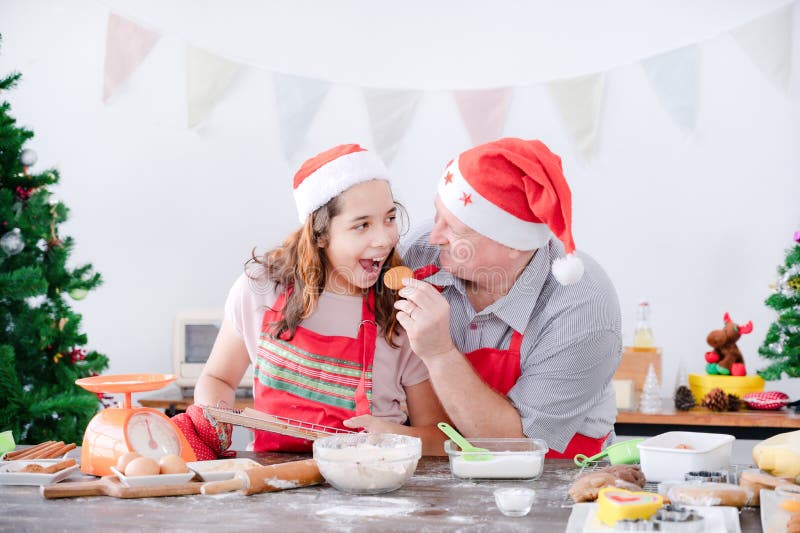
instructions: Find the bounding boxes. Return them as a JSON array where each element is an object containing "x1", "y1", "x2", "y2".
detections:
[
  {"x1": 292, "y1": 144, "x2": 389, "y2": 222},
  {"x1": 437, "y1": 138, "x2": 584, "y2": 285}
]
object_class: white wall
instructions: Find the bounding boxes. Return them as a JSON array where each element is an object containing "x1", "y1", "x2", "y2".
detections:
[{"x1": 1, "y1": 0, "x2": 799, "y2": 399}]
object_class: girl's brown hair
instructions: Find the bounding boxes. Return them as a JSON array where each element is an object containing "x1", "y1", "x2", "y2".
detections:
[{"x1": 247, "y1": 195, "x2": 404, "y2": 347}]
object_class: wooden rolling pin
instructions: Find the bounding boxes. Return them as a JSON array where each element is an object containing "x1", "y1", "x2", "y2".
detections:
[{"x1": 201, "y1": 459, "x2": 323, "y2": 496}]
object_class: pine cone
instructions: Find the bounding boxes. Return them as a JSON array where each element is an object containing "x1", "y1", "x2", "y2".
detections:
[
  {"x1": 702, "y1": 388, "x2": 729, "y2": 412},
  {"x1": 727, "y1": 393, "x2": 743, "y2": 412},
  {"x1": 674, "y1": 386, "x2": 696, "y2": 411}
]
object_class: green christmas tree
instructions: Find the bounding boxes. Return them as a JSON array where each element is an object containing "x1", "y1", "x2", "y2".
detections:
[
  {"x1": 757, "y1": 231, "x2": 800, "y2": 380},
  {"x1": 0, "y1": 51, "x2": 109, "y2": 444}
]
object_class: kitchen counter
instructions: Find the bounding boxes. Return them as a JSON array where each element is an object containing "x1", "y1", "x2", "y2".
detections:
[{"x1": 0, "y1": 453, "x2": 762, "y2": 532}]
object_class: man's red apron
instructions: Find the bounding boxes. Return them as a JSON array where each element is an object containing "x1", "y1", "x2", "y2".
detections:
[
  {"x1": 464, "y1": 331, "x2": 608, "y2": 459},
  {"x1": 252, "y1": 289, "x2": 376, "y2": 452},
  {"x1": 419, "y1": 264, "x2": 608, "y2": 459}
]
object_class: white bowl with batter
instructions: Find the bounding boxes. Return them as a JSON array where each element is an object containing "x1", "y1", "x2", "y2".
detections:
[{"x1": 313, "y1": 433, "x2": 421, "y2": 495}]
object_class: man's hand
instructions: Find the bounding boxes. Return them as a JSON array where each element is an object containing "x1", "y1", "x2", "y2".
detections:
[{"x1": 394, "y1": 278, "x2": 457, "y2": 361}]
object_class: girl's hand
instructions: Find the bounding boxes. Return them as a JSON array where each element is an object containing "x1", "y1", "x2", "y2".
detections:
[
  {"x1": 343, "y1": 415, "x2": 398, "y2": 434},
  {"x1": 393, "y1": 278, "x2": 457, "y2": 362}
]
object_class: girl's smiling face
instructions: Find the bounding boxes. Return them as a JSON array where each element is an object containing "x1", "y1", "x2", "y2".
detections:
[{"x1": 322, "y1": 179, "x2": 398, "y2": 295}]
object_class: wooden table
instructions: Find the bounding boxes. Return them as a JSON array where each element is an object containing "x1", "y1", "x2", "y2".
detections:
[
  {"x1": 0, "y1": 453, "x2": 761, "y2": 532},
  {"x1": 616, "y1": 400, "x2": 800, "y2": 440}
]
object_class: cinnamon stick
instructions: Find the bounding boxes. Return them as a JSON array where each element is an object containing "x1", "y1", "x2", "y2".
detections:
[
  {"x1": 19, "y1": 458, "x2": 76, "y2": 474},
  {"x1": 44, "y1": 442, "x2": 76, "y2": 458},
  {"x1": 42, "y1": 442, "x2": 75, "y2": 459},
  {"x1": 42, "y1": 458, "x2": 76, "y2": 473},
  {"x1": 16, "y1": 441, "x2": 63, "y2": 460},
  {"x1": 4, "y1": 441, "x2": 54, "y2": 460}
]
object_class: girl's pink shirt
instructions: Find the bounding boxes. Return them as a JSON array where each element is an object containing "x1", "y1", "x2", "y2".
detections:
[{"x1": 224, "y1": 273, "x2": 429, "y2": 423}]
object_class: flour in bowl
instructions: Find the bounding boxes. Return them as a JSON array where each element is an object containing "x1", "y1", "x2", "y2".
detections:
[
  {"x1": 313, "y1": 434, "x2": 421, "y2": 494},
  {"x1": 451, "y1": 454, "x2": 543, "y2": 479}
]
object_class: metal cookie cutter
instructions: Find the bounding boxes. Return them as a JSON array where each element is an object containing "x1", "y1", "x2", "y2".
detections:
[
  {"x1": 683, "y1": 470, "x2": 727, "y2": 483},
  {"x1": 653, "y1": 505, "x2": 705, "y2": 531}
]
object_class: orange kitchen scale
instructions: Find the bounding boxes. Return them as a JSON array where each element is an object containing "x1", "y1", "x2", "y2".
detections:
[{"x1": 75, "y1": 373, "x2": 196, "y2": 476}]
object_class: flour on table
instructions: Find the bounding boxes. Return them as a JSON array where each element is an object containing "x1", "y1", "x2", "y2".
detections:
[{"x1": 262, "y1": 477, "x2": 298, "y2": 490}]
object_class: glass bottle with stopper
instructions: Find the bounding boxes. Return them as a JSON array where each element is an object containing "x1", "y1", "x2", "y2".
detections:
[{"x1": 633, "y1": 301, "x2": 655, "y2": 350}]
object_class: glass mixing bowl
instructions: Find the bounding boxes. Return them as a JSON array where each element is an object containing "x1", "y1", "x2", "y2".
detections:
[{"x1": 313, "y1": 433, "x2": 421, "y2": 495}]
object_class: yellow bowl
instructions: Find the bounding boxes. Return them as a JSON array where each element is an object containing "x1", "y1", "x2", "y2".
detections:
[{"x1": 688, "y1": 373, "x2": 765, "y2": 404}]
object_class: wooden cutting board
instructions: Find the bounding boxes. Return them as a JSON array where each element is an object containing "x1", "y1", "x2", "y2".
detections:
[{"x1": 41, "y1": 476, "x2": 203, "y2": 499}]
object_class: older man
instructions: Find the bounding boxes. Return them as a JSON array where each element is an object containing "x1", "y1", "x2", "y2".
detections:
[{"x1": 395, "y1": 138, "x2": 621, "y2": 458}]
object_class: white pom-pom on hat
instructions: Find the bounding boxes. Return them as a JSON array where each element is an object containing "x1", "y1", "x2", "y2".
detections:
[{"x1": 552, "y1": 253, "x2": 584, "y2": 285}]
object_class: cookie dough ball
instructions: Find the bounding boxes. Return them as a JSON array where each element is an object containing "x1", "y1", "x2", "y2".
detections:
[
  {"x1": 569, "y1": 472, "x2": 616, "y2": 502},
  {"x1": 600, "y1": 465, "x2": 646, "y2": 488}
]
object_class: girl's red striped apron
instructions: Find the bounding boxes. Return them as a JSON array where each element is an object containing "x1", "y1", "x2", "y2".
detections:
[{"x1": 252, "y1": 288, "x2": 377, "y2": 452}]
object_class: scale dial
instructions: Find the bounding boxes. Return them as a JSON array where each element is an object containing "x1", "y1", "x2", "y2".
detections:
[{"x1": 126, "y1": 411, "x2": 181, "y2": 458}]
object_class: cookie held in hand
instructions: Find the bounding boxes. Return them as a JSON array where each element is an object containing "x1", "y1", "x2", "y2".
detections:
[{"x1": 383, "y1": 266, "x2": 414, "y2": 290}]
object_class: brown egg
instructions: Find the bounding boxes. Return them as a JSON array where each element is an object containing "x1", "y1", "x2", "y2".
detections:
[
  {"x1": 383, "y1": 266, "x2": 413, "y2": 291},
  {"x1": 115, "y1": 451, "x2": 142, "y2": 473},
  {"x1": 124, "y1": 456, "x2": 160, "y2": 476},
  {"x1": 158, "y1": 454, "x2": 189, "y2": 475}
]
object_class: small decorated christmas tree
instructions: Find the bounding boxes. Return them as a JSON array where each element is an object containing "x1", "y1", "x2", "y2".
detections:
[
  {"x1": 639, "y1": 363, "x2": 661, "y2": 413},
  {"x1": 0, "y1": 53, "x2": 109, "y2": 444},
  {"x1": 757, "y1": 231, "x2": 800, "y2": 381}
]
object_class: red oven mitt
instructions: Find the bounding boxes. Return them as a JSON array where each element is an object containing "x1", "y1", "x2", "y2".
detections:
[{"x1": 172, "y1": 405, "x2": 236, "y2": 461}]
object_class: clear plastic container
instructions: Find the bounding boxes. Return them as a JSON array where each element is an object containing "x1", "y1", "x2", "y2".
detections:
[
  {"x1": 444, "y1": 438, "x2": 548, "y2": 480},
  {"x1": 312, "y1": 433, "x2": 421, "y2": 495}
]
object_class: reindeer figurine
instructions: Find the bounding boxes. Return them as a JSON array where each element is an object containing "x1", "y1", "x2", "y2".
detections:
[{"x1": 705, "y1": 312, "x2": 753, "y2": 376}]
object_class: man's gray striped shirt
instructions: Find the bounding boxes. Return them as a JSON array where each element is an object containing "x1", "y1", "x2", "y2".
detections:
[{"x1": 400, "y1": 222, "x2": 622, "y2": 453}]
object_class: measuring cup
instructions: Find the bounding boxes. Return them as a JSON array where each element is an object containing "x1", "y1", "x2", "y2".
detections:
[
  {"x1": 573, "y1": 438, "x2": 644, "y2": 467},
  {"x1": 437, "y1": 422, "x2": 492, "y2": 461}
]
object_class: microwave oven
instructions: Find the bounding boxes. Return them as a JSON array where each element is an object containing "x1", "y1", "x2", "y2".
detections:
[{"x1": 172, "y1": 310, "x2": 253, "y2": 391}]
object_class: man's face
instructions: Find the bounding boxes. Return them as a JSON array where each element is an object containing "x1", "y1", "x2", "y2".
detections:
[{"x1": 429, "y1": 196, "x2": 520, "y2": 291}]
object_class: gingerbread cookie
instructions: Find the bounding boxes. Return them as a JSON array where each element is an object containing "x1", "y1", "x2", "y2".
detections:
[{"x1": 383, "y1": 266, "x2": 413, "y2": 290}]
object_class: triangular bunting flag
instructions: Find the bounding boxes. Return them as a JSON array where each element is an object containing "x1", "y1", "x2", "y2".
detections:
[
  {"x1": 642, "y1": 45, "x2": 700, "y2": 133},
  {"x1": 453, "y1": 88, "x2": 513, "y2": 145},
  {"x1": 362, "y1": 88, "x2": 422, "y2": 164},
  {"x1": 731, "y1": 4, "x2": 793, "y2": 91},
  {"x1": 103, "y1": 13, "x2": 160, "y2": 102},
  {"x1": 272, "y1": 72, "x2": 332, "y2": 161},
  {"x1": 187, "y1": 46, "x2": 241, "y2": 128},
  {"x1": 547, "y1": 73, "x2": 605, "y2": 160}
]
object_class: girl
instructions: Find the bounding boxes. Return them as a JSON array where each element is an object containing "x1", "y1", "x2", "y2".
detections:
[{"x1": 179, "y1": 144, "x2": 447, "y2": 457}]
